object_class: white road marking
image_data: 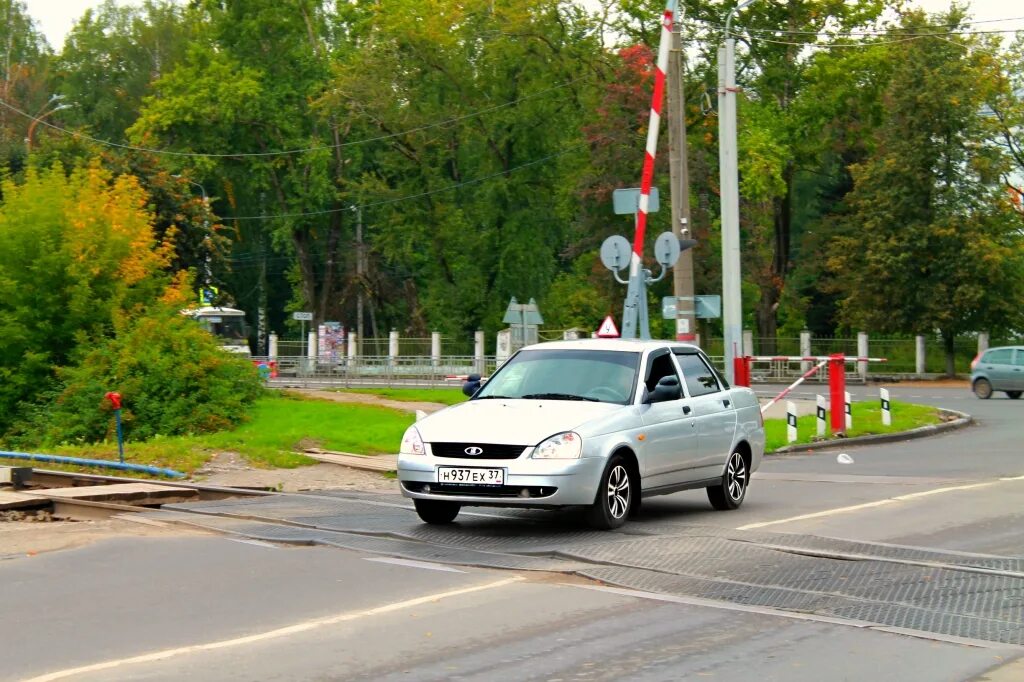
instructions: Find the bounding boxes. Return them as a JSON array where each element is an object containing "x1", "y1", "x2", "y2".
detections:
[
  {"x1": 23, "y1": 576, "x2": 522, "y2": 682},
  {"x1": 228, "y1": 538, "x2": 278, "y2": 549},
  {"x1": 364, "y1": 557, "x2": 466, "y2": 573},
  {"x1": 738, "y1": 476, "x2": 1023, "y2": 531}
]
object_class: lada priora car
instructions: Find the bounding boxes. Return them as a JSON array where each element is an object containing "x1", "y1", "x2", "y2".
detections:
[
  {"x1": 970, "y1": 345, "x2": 1024, "y2": 399},
  {"x1": 398, "y1": 339, "x2": 766, "y2": 529}
]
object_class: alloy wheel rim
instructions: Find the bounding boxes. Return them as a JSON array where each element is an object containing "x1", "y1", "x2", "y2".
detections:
[
  {"x1": 606, "y1": 465, "x2": 630, "y2": 518},
  {"x1": 977, "y1": 380, "x2": 991, "y2": 398},
  {"x1": 727, "y1": 453, "x2": 747, "y2": 501}
]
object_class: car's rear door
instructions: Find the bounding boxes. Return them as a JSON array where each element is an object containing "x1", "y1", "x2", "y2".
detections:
[
  {"x1": 674, "y1": 350, "x2": 737, "y2": 477},
  {"x1": 1012, "y1": 349, "x2": 1024, "y2": 390}
]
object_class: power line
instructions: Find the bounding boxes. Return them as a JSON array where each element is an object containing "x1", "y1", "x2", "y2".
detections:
[
  {"x1": 0, "y1": 76, "x2": 589, "y2": 159},
  {"x1": 225, "y1": 140, "x2": 594, "y2": 221},
  {"x1": 684, "y1": 15, "x2": 1024, "y2": 38}
]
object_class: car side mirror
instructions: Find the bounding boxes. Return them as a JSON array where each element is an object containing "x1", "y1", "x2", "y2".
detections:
[
  {"x1": 648, "y1": 376, "x2": 681, "y2": 403},
  {"x1": 462, "y1": 373, "x2": 481, "y2": 397}
]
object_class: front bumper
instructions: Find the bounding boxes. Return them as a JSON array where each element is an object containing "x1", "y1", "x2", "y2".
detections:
[{"x1": 397, "y1": 453, "x2": 606, "y2": 507}]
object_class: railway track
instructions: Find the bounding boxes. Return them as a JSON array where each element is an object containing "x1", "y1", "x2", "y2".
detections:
[{"x1": 1, "y1": 466, "x2": 271, "y2": 521}]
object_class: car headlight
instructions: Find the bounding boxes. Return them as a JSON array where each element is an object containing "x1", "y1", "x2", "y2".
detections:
[
  {"x1": 532, "y1": 431, "x2": 582, "y2": 459},
  {"x1": 400, "y1": 425, "x2": 425, "y2": 455}
]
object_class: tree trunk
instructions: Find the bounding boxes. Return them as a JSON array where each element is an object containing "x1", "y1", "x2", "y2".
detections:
[
  {"x1": 943, "y1": 330, "x2": 956, "y2": 378},
  {"x1": 757, "y1": 285, "x2": 779, "y2": 355}
]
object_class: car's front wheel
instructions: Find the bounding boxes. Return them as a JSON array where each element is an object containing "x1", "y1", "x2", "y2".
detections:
[
  {"x1": 974, "y1": 378, "x2": 993, "y2": 399},
  {"x1": 414, "y1": 499, "x2": 461, "y2": 524},
  {"x1": 708, "y1": 450, "x2": 748, "y2": 511},
  {"x1": 587, "y1": 455, "x2": 635, "y2": 530},
  {"x1": 1007, "y1": 391, "x2": 1022, "y2": 400}
]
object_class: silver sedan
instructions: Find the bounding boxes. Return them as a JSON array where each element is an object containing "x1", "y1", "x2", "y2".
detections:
[{"x1": 397, "y1": 339, "x2": 765, "y2": 529}]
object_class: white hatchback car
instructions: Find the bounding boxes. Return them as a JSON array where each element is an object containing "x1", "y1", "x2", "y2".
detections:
[{"x1": 398, "y1": 339, "x2": 766, "y2": 529}]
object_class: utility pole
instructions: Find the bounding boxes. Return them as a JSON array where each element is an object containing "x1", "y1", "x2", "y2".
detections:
[
  {"x1": 718, "y1": 0, "x2": 757, "y2": 383},
  {"x1": 668, "y1": 20, "x2": 696, "y2": 343},
  {"x1": 355, "y1": 206, "x2": 365, "y2": 349}
]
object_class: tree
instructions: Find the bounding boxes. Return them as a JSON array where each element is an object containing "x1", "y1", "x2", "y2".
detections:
[
  {"x1": 0, "y1": 163, "x2": 174, "y2": 434},
  {"x1": 52, "y1": 0, "x2": 198, "y2": 144},
  {"x1": 827, "y1": 12, "x2": 1024, "y2": 375}
]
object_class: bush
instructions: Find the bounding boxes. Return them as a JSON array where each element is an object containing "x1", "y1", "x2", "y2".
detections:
[{"x1": 30, "y1": 310, "x2": 264, "y2": 445}]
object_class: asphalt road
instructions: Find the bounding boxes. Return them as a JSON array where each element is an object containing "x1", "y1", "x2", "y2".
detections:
[{"x1": 2, "y1": 385, "x2": 1022, "y2": 682}]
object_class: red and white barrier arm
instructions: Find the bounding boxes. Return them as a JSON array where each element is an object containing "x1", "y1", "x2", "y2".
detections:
[
  {"x1": 629, "y1": 0, "x2": 677, "y2": 277},
  {"x1": 759, "y1": 360, "x2": 828, "y2": 415},
  {"x1": 748, "y1": 356, "x2": 887, "y2": 364}
]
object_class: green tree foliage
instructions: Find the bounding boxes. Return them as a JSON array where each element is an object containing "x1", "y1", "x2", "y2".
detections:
[
  {"x1": 0, "y1": 0, "x2": 52, "y2": 169},
  {"x1": 828, "y1": 12, "x2": 1024, "y2": 374},
  {"x1": 53, "y1": 0, "x2": 198, "y2": 143},
  {"x1": 0, "y1": 163, "x2": 178, "y2": 432},
  {"x1": 24, "y1": 311, "x2": 263, "y2": 445}
]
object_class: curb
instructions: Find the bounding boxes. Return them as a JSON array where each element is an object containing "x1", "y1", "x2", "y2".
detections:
[{"x1": 770, "y1": 408, "x2": 973, "y2": 455}]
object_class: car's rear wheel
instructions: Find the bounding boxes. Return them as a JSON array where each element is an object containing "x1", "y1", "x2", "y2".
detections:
[
  {"x1": 1007, "y1": 391, "x2": 1022, "y2": 400},
  {"x1": 587, "y1": 455, "x2": 635, "y2": 530},
  {"x1": 974, "y1": 378, "x2": 993, "y2": 399},
  {"x1": 414, "y1": 499, "x2": 461, "y2": 524},
  {"x1": 708, "y1": 450, "x2": 748, "y2": 511}
]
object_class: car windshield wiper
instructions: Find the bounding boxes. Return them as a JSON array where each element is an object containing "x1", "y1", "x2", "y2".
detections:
[
  {"x1": 474, "y1": 394, "x2": 517, "y2": 400},
  {"x1": 521, "y1": 393, "x2": 599, "y2": 402}
]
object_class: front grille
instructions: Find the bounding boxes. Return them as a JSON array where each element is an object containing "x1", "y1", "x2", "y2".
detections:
[
  {"x1": 403, "y1": 482, "x2": 556, "y2": 498},
  {"x1": 429, "y1": 442, "x2": 528, "y2": 460}
]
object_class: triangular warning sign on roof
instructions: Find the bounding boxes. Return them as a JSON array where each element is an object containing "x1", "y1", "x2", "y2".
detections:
[{"x1": 596, "y1": 315, "x2": 620, "y2": 338}]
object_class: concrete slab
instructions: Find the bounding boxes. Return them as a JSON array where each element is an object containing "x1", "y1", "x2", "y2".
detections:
[
  {"x1": 28, "y1": 483, "x2": 198, "y2": 506},
  {"x1": 303, "y1": 449, "x2": 397, "y2": 472},
  {"x1": 0, "y1": 491, "x2": 46, "y2": 510}
]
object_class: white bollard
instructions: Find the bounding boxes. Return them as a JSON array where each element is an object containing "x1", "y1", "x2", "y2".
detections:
[
  {"x1": 880, "y1": 388, "x2": 892, "y2": 426},
  {"x1": 857, "y1": 332, "x2": 868, "y2": 383},
  {"x1": 915, "y1": 335, "x2": 926, "y2": 375},
  {"x1": 786, "y1": 401, "x2": 798, "y2": 443},
  {"x1": 816, "y1": 395, "x2": 827, "y2": 437},
  {"x1": 743, "y1": 329, "x2": 754, "y2": 357},
  {"x1": 347, "y1": 331, "x2": 358, "y2": 367},
  {"x1": 431, "y1": 331, "x2": 441, "y2": 368},
  {"x1": 388, "y1": 329, "x2": 399, "y2": 363},
  {"x1": 801, "y1": 330, "x2": 812, "y2": 374},
  {"x1": 268, "y1": 333, "x2": 278, "y2": 360},
  {"x1": 845, "y1": 391, "x2": 853, "y2": 430},
  {"x1": 474, "y1": 330, "x2": 485, "y2": 375}
]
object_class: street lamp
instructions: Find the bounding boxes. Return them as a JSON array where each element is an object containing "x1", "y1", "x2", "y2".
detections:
[
  {"x1": 25, "y1": 95, "x2": 74, "y2": 152},
  {"x1": 718, "y1": 0, "x2": 758, "y2": 384},
  {"x1": 174, "y1": 175, "x2": 214, "y2": 295}
]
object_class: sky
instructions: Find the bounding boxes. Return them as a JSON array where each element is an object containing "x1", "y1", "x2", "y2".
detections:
[{"x1": 20, "y1": 0, "x2": 1024, "y2": 51}]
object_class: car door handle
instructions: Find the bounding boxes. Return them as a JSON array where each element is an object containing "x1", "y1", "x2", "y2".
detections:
[
  {"x1": 682, "y1": 405, "x2": 691, "y2": 415},
  {"x1": 722, "y1": 399, "x2": 730, "y2": 408}
]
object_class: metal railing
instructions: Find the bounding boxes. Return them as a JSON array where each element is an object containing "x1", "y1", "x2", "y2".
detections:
[{"x1": 261, "y1": 355, "x2": 501, "y2": 388}]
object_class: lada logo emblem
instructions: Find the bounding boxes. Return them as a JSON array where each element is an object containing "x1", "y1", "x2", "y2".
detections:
[{"x1": 464, "y1": 446, "x2": 483, "y2": 456}]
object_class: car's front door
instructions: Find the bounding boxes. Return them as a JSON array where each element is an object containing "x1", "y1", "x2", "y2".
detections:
[
  {"x1": 674, "y1": 350, "x2": 736, "y2": 477},
  {"x1": 980, "y1": 348, "x2": 1015, "y2": 391},
  {"x1": 638, "y1": 348, "x2": 698, "y2": 490}
]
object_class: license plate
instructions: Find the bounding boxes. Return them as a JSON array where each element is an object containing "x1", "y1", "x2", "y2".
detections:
[{"x1": 436, "y1": 467, "x2": 505, "y2": 486}]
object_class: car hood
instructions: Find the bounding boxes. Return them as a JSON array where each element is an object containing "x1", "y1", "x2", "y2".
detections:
[{"x1": 416, "y1": 399, "x2": 623, "y2": 446}]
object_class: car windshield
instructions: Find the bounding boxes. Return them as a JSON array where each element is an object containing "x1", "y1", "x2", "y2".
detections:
[{"x1": 475, "y1": 349, "x2": 640, "y2": 405}]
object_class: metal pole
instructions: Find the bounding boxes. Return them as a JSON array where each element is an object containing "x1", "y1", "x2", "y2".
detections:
[
  {"x1": 114, "y1": 409, "x2": 124, "y2": 464},
  {"x1": 719, "y1": 0, "x2": 757, "y2": 383},
  {"x1": 668, "y1": 19, "x2": 696, "y2": 343},
  {"x1": 622, "y1": 0, "x2": 678, "y2": 340},
  {"x1": 355, "y1": 206, "x2": 364, "y2": 347}
]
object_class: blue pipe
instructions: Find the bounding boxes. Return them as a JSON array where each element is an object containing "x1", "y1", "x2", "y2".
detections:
[{"x1": 0, "y1": 451, "x2": 186, "y2": 479}]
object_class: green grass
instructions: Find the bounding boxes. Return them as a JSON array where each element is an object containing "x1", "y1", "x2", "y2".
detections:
[
  {"x1": 765, "y1": 400, "x2": 942, "y2": 453},
  {"x1": 339, "y1": 388, "x2": 467, "y2": 406},
  {"x1": 2, "y1": 392, "x2": 415, "y2": 476}
]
